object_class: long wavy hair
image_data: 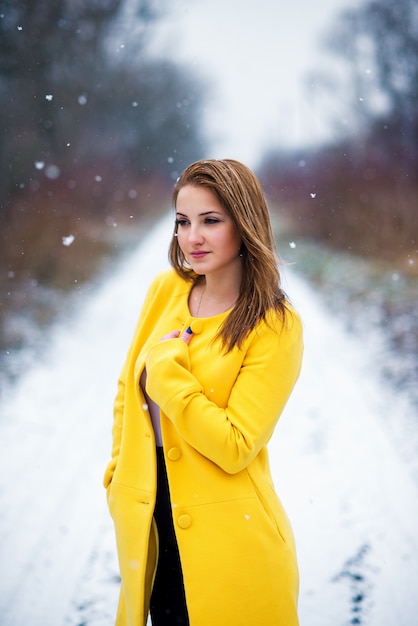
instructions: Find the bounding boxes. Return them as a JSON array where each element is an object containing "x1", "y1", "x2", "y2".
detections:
[{"x1": 169, "y1": 158, "x2": 288, "y2": 352}]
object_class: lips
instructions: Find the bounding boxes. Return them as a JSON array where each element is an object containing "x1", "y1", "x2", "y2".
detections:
[{"x1": 190, "y1": 251, "x2": 209, "y2": 259}]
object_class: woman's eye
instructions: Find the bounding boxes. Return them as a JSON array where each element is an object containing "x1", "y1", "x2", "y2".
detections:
[
  {"x1": 176, "y1": 219, "x2": 189, "y2": 227},
  {"x1": 205, "y1": 218, "x2": 220, "y2": 224}
]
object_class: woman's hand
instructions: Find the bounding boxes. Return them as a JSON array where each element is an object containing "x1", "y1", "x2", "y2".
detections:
[{"x1": 160, "y1": 328, "x2": 193, "y2": 345}]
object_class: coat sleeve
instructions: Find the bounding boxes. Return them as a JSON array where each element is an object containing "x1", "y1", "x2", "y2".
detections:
[{"x1": 145, "y1": 312, "x2": 303, "y2": 474}]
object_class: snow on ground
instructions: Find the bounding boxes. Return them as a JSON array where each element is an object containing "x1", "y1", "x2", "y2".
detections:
[{"x1": 1, "y1": 215, "x2": 417, "y2": 626}]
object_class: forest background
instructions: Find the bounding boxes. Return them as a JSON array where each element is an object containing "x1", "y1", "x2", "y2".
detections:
[{"x1": 0, "y1": 0, "x2": 417, "y2": 396}]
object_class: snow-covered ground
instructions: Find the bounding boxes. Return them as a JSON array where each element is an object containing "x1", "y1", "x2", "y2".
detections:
[{"x1": 1, "y1": 215, "x2": 417, "y2": 626}]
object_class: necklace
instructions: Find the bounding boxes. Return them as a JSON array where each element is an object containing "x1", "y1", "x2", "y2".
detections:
[
  {"x1": 195, "y1": 283, "x2": 239, "y2": 317},
  {"x1": 196, "y1": 284, "x2": 206, "y2": 317}
]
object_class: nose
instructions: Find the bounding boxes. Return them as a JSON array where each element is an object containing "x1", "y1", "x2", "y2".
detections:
[{"x1": 188, "y1": 222, "x2": 204, "y2": 245}]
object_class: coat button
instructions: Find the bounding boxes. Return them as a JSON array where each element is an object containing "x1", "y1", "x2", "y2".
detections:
[
  {"x1": 190, "y1": 319, "x2": 203, "y2": 334},
  {"x1": 167, "y1": 447, "x2": 181, "y2": 461},
  {"x1": 177, "y1": 514, "x2": 192, "y2": 529}
]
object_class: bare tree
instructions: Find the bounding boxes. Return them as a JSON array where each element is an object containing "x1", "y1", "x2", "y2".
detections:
[{"x1": 318, "y1": 0, "x2": 418, "y2": 172}]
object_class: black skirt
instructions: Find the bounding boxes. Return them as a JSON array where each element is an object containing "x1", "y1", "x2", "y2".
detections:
[{"x1": 149, "y1": 447, "x2": 190, "y2": 625}]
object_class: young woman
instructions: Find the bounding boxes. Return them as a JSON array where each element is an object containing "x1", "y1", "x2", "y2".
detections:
[{"x1": 104, "y1": 159, "x2": 303, "y2": 626}]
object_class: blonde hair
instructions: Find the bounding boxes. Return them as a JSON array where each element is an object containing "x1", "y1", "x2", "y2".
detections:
[{"x1": 169, "y1": 158, "x2": 288, "y2": 351}]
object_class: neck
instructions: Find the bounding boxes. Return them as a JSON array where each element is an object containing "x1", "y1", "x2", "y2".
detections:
[
  {"x1": 203, "y1": 277, "x2": 239, "y2": 303},
  {"x1": 206, "y1": 256, "x2": 242, "y2": 296},
  {"x1": 196, "y1": 264, "x2": 242, "y2": 316}
]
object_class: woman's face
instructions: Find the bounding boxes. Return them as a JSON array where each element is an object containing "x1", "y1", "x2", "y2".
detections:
[{"x1": 175, "y1": 184, "x2": 242, "y2": 278}]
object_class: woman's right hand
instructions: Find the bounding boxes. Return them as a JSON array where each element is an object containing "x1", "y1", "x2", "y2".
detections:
[{"x1": 160, "y1": 328, "x2": 193, "y2": 345}]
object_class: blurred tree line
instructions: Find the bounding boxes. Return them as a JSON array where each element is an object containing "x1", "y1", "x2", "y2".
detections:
[
  {"x1": 260, "y1": 0, "x2": 417, "y2": 271},
  {"x1": 0, "y1": 0, "x2": 207, "y2": 291}
]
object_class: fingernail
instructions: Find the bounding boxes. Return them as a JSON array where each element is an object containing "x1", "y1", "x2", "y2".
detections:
[{"x1": 186, "y1": 326, "x2": 193, "y2": 334}]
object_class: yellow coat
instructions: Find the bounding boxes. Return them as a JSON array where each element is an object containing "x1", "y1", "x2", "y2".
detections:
[{"x1": 104, "y1": 269, "x2": 303, "y2": 626}]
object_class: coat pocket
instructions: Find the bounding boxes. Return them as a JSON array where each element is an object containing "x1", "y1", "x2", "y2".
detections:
[{"x1": 246, "y1": 472, "x2": 287, "y2": 543}]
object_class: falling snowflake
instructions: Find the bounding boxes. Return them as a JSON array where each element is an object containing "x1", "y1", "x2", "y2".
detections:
[
  {"x1": 45, "y1": 94, "x2": 53, "y2": 101},
  {"x1": 35, "y1": 161, "x2": 45, "y2": 170},
  {"x1": 310, "y1": 192, "x2": 316, "y2": 198},
  {"x1": 289, "y1": 241, "x2": 296, "y2": 249},
  {"x1": 62, "y1": 235, "x2": 75, "y2": 247},
  {"x1": 45, "y1": 164, "x2": 60, "y2": 179}
]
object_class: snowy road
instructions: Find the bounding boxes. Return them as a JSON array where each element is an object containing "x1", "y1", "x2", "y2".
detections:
[{"x1": 1, "y1": 215, "x2": 418, "y2": 626}]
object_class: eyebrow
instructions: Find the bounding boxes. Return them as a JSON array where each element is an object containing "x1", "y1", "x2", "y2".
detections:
[{"x1": 176, "y1": 210, "x2": 223, "y2": 217}]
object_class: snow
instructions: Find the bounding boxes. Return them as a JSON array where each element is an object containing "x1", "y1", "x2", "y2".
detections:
[
  {"x1": 1, "y1": 215, "x2": 417, "y2": 626},
  {"x1": 62, "y1": 234, "x2": 75, "y2": 247}
]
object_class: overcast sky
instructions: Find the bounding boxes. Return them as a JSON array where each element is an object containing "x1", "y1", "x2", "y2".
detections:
[{"x1": 150, "y1": 0, "x2": 364, "y2": 168}]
